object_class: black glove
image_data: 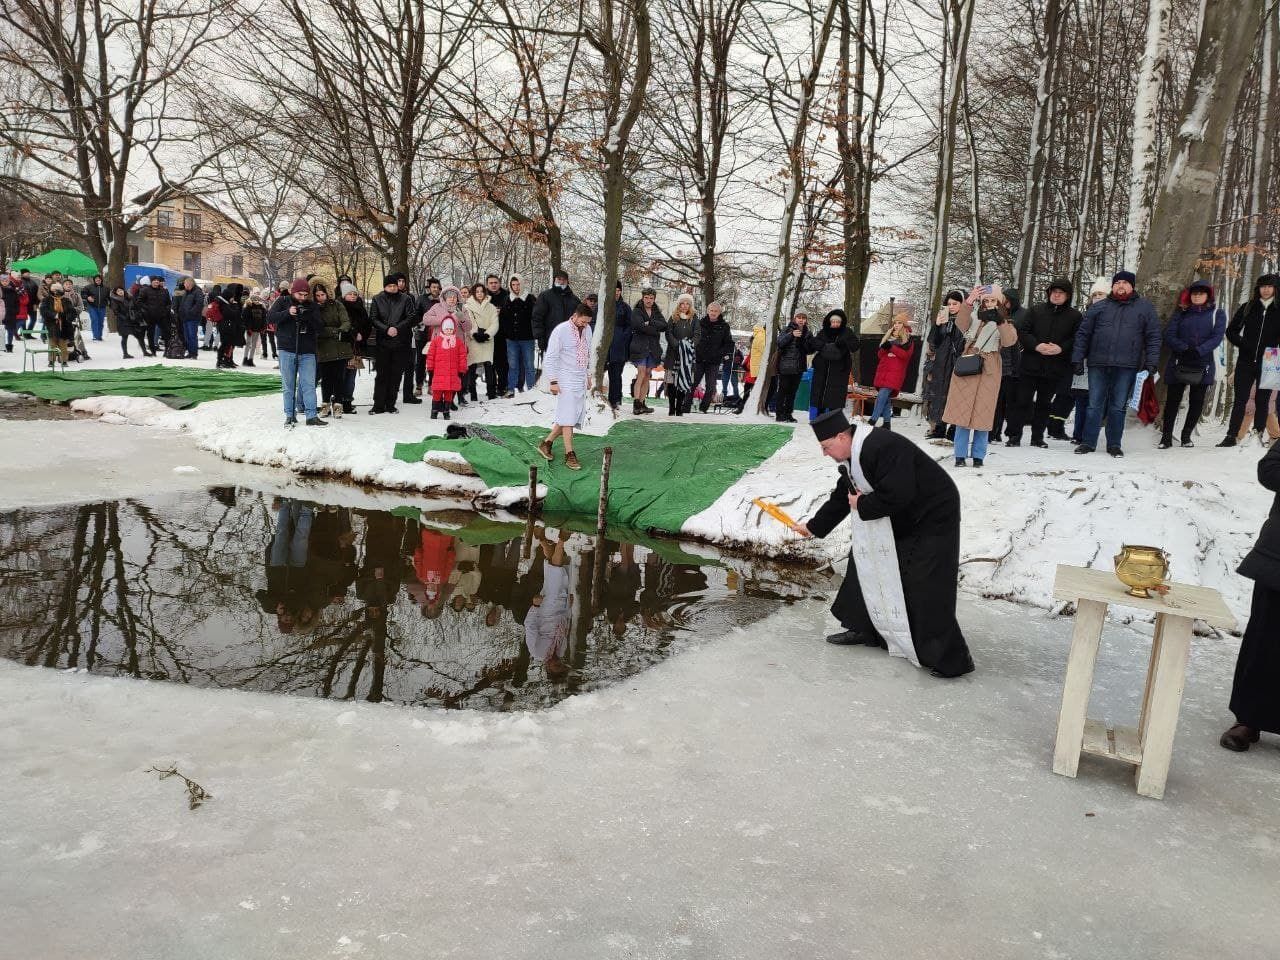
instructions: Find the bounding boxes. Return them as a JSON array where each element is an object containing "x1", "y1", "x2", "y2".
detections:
[
  {"x1": 472, "y1": 330, "x2": 490, "y2": 343},
  {"x1": 1146, "y1": 366, "x2": 1158, "y2": 377},
  {"x1": 1073, "y1": 362, "x2": 1085, "y2": 376}
]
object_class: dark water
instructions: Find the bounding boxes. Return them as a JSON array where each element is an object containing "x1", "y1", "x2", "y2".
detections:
[{"x1": 0, "y1": 489, "x2": 824, "y2": 711}]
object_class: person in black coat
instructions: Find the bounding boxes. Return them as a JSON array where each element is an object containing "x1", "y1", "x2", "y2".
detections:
[
  {"x1": 692, "y1": 301, "x2": 735, "y2": 413},
  {"x1": 499, "y1": 275, "x2": 537, "y2": 395},
  {"x1": 794, "y1": 410, "x2": 974, "y2": 678},
  {"x1": 605, "y1": 282, "x2": 633, "y2": 412},
  {"x1": 1008, "y1": 278, "x2": 1081, "y2": 447},
  {"x1": 1223, "y1": 440, "x2": 1280, "y2": 750},
  {"x1": 810, "y1": 308, "x2": 859, "y2": 416},
  {"x1": 773, "y1": 311, "x2": 818, "y2": 422},
  {"x1": 1220, "y1": 272, "x2": 1280, "y2": 446},
  {"x1": 531, "y1": 270, "x2": 581, "y2": 353},
  {"x1": 368, "y1": 274, "x2": 416, "y2": 414},
  {"x1": 131, "y1": 275, "x2": 173, "y2": 355},
  {"x1": 629, "y1": 288, "x2": 667, "y2": 415}
]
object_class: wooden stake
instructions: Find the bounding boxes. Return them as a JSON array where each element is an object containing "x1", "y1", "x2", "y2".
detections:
[
  {"x1": 523, "y1": 465, "x2": 538, "y2": 559},
  {"x1": 528, "y1": 464, "x2": 539, "y2": 514},
  {"x1": 597, "y1": 446, "x2": 613, "y2": 534}
]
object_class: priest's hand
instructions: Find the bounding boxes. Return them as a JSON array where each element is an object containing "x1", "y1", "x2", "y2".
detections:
[
  {"x1": 790, "y1": 522, "x2": 813, "y2": 538},
  {"x1": 848, "y1": 491, "x2": 861, "y2": 513}
]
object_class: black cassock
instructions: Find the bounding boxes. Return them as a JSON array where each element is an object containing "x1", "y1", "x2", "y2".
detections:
[
  {"x1": 805, "y1": 427, "x2": 975, "y2": 678},
  {"x1": 1231, "y1": 442, "x2": 1280, "y2": 733}
]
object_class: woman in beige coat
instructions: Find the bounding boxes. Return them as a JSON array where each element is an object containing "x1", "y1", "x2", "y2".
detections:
[
  {"x1": 941, "y1": 285, "x2": 1019, "y2": 467},
  {"x1": 465, "y1": 282, "x2": 499, "y2": 400}
]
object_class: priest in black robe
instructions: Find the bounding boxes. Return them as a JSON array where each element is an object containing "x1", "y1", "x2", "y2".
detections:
[
  {"x1": 794, "y1": 410, "x2": 975, "y2": 678},
  {"x1": 1222, "y1": 441, "x2": 1280, "y2": 751}
]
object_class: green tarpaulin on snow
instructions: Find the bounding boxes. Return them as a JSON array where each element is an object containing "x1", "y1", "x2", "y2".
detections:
[
  {"x1": 0, "y1": 364, "x2": 281, "y2": 408},
  {"x1": 393, "y1": 419, "x2": 792, "y2": 534}
]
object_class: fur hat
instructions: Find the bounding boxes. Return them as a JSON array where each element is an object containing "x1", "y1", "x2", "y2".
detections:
[{"x1": 441, "y1": 285, "x2": 460, "y2": 301}]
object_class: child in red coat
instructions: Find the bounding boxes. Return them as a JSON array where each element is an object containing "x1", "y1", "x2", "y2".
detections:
[
  {"x1": 425, "y1": 316, "x2": 468, "y2": 420},
  {"x1": 870, "y1": 317, "x2": 915, "y2": 429}
]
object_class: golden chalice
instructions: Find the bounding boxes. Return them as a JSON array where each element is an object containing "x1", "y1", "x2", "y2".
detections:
[{"x1": 1113, "y1": 545, "x2": 1171, "y2": 599}]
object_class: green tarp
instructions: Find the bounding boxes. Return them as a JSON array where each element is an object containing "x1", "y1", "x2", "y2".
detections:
[
  {"x1": 393, "y1": 420, "x2": 792, "y2": 533},
  {"x1": 0, "y1": 364, "x2": 281, "y2": 408}
]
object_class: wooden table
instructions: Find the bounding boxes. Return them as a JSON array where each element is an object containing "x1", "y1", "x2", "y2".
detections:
[{"x1": 1050, "y1": 564, "x2": 1236, "y2": 800}]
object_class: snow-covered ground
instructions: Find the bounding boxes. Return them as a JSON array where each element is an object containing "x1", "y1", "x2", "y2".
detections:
[
  {"x1": 0, "y1": 346, "x2": 1268, "y2": 628},
  {"x1": 2, "y1": 597, "x2": 1277, "y2": 960}
]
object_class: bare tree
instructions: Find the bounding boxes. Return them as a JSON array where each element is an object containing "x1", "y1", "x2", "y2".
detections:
[
  {"x1": 1122, "y1": 0, "x2": 1172, "y2": 268},
  {"x1": 0, "y1": 0, "x2": 251, "y2": 283}
]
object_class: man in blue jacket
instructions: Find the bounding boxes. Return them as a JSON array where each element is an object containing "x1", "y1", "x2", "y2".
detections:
[{"x1": 1071, "y1": 270, "x2": 1162, "y2": 457}]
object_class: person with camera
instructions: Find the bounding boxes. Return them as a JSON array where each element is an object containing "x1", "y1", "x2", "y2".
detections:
[
  {"x1": 1159, "y1": 280, "x2": 1225, "y2": 449},
  {"x1": 465, "y1": 281, "x2": 499, "y2": 401},
  {"x1": 271, "y1": 278, "x2": 326, "y2": 427},
  {"x1": 942, "y1": 285, "x2": 1019, "y2": 467},
  {"x1": 313, "y1": 281, "x2": 352, "y2": 419}
]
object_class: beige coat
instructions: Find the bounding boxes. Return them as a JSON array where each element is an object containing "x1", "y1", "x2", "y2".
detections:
[
  {"x1": 941, "y1": 309, "x2": 1018, "y2": 431},
  {"x1": 465, "y1": 299, "x2": 499, "y2": 365}
]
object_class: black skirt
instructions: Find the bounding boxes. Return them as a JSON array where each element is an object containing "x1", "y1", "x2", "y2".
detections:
[{"x1": 1230, "y1": 583, "x2": 1280, "y2": 733}]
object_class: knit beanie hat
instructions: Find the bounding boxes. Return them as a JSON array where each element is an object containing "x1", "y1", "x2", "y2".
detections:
[
  {"x1": 1089, "y1": 276, "x2": 1110, "y2": 299},
  {"x1": 339, "y1": 281, "x2": 359, "y2": 298},
  {"x1": 290, "y1": 278, "x2": 309, "y2": 295},
  {"x1": 1112, "y1": 270, "x2": 1137, "y2": 286}
]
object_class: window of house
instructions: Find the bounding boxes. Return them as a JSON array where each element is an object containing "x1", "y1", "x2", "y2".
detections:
[
  {"x1": 183, "y1": 251, "x2": 202, "y2": 276},
  {"x1": 127, "y1": 244, "x2": 140, "y2": 263},
  {"x1": 156, "y1": 209, "x2": 174, "y2": 228},
  {"x1": 231, "y1": 254, "x2": 244, "y2": 276},
  {"x1": 183, "y1": 212, "x2": 202, "y2": 232}
]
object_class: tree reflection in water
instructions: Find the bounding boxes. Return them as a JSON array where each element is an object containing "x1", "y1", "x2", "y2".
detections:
[{"x1": 0, "y1": 490, "x2": 814, "y2": 711}]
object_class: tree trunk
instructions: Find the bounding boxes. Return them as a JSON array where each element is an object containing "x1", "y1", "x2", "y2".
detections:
[
  {"x1": 961, "y1": 68, "x2": 983, "y2": 285},
  {"x1": 754, "y1": 0, "x2": 841, "y2": 412},
  {"x1": 1137, "y1": 0, "x2": 1267, "y2": 324},
  {"x1": 922, "y1": 0, "x2": 975, "y2": 319},
  {"x1": 1012, "y1": 0, "x2": 1065, "y2": 299},
  {"x1": 1243, "y1": 10, "x2": 1276, "y2": 287},
  {"x1": 1123, "y1": 0, "x2": 1172, "y2": 268}
]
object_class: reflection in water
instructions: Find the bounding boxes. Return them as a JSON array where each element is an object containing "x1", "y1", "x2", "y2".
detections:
[{"x1": 0, "y1": 490, "x2": 820, "y2": 711}]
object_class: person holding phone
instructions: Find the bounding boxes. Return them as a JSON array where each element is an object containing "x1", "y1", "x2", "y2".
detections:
[{"x1": 941, "y1": 285, "x2": 1019, "y2": 467}]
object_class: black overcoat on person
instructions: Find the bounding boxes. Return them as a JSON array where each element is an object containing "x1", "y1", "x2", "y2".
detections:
[
  {"x1": 216, "y1": 283, "x2": 247, "y2": 348},
  {"x1": 924, "y1": 316, "x2": 965, "y2": 422},
  {"x1": 1226, "y1": 273, "x2": 1280, "y2": 370},
  {"x1": 531, "y1": 285, "x2": 580, "y2": 350},
  {"x1": 629, "y1": 301, "x2": 668, "y2": 364},
  {"x1": 774, "y1": 322, "x2": 818, "y2": 375},
  {"x1": 805, "y1": 426, "x2": 974, "y2": 678},
  {"x1": 810, "y1": 315, "x2": 859, "y2": 413},
  {"x1": 1231, "y1": 441, "x2": 1280, "y2": 733}
]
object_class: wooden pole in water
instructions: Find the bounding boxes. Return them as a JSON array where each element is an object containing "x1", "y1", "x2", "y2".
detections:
[
  {"x1": 523, "y1": 464, "x2": 539, "y2": 559},
  {"x1": 597, "y1": 446, "x2": 613, "y2": 535}
]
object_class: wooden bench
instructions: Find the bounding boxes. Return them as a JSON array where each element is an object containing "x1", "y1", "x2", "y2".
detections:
[{"x1": 1050, "y1": 564, "x2": 1235, "y2": 799}]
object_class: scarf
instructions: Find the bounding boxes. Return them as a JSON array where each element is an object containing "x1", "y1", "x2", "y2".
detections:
[{"x1": 52, "y1": 295, "x2": 64, "y2": 315}]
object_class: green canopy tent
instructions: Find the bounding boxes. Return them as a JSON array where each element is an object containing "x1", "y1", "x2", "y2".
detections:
[{"x1": 8, "y1": 249, "x2": 101, "y2": 277}]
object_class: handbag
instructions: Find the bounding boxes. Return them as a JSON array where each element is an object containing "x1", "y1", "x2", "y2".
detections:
[
  {"x1": 954, "y1": 353, "x2": 983, "y2": 377},
  {"x1": 1171, "y1": 360, "x2": 1203, "y2": 385}
]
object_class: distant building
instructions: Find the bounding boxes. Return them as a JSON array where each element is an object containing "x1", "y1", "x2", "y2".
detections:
[
  {"x1": 864, "y1": 299, "x2": 918, "y2": 335},
  {"x1": 125, "y1": 194, "x2": 263, "y2": 285}
]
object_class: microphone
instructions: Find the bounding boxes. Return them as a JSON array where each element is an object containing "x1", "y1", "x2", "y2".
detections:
[{"x1": 838, "y1": 464, "x2": 853, "y2": 490}]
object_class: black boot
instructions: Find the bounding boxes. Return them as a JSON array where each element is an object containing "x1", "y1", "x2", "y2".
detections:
[{"x1": 430, "y1": 401, "x2": 440, "y2": 420}]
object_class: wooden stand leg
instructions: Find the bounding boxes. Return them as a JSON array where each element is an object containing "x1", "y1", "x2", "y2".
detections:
[
  {"x1": 1138, "y1": 614, "x2": 1167, "y2": 741},
  {"x1": 1053, "y1": 598, "x2": 1108, "y2": 778},
  {"x1": 1135, "y1": 615, "x2": 1193, "y2": 800}
]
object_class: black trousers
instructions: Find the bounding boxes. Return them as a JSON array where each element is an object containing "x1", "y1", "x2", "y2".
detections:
[
  {"x1": 401, "y1": 355, "x2": 417, "y2": 400},
  {"x1": 467, "y1": 361, "x2": 495, "y2": 400},
  {"x1": 776, "y1": 373, "x2": 802, "y2": 421},
  {"x1": 1009, "y1": 374, "x2": 1058, "y2": 441},
  {"x1": 494, "y1": 332, "x2": 508, "y2": 392},
  {"x1": 373, "y1": 348, "x2": 405, "y2": 411},
  {"x1": 694, "y1": 362, "x2": 720, "y2": 412},
  {"x1": 1048, "y1": 374, "x2": 1075, "y2": 435},
  {"x1": 607, "y1": 361, "x2": 625, "y2": 407},
  {"x1": 1226, "y1": 360, "x2": 1274, "y2": 437},
  {"x1": 319, "y1": 358, "x2": 347, "y2": 403},
  {"x1": 263, "y1": 330, "x2": 277, "y2": 358},
  {"x1": 414, "y1": 350, "x2": 427, "y2": 390},
  {"x1": 991, "y1": 377, "x2": 1017, "y2": 438},
  {"x1": 121, "y1": 332, "x2": 148, "y2": 356},
  {"x1": 1161, "y1": 381, "x2": 1208, "y2": 442}
]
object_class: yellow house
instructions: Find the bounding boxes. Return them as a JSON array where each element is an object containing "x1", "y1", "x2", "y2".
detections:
[{"x1": 134, "y1": 195, "x2": 257, "y2": 285}]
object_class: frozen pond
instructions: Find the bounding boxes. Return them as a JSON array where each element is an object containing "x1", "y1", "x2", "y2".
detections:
[{"x1": 0, "y1": 488, "x2": 828, "y2": 711}]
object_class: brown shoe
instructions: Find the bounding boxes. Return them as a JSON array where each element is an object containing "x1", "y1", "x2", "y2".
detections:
[
  {"x1": 536, "y1": 439, "x2": 554, "y2": 462},
  {"x1": 564, "y1": 451, "x2": 582, "y2": 471},
  {"x1": 1220, "y1": 724, "x2": 1260, "y2": 752}
]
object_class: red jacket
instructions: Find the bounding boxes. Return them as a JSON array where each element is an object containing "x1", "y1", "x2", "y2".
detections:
[
  {"x1": 872, "y1": 338, "x2": 915, "y2": 394},
  {"x1": 425, "y1": 332, "x2": 468, "y2": 392}
]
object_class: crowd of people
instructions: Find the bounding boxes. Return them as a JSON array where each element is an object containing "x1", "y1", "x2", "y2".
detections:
[{"x1": 6, "y1": 264, "x2": 1279, "y2": 458}]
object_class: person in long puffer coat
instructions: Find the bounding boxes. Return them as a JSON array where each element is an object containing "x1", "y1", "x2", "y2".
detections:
[
  {"x1": 941, "y1": 285, "x2": 1019, "y2": 467},
  {"x1": 426, "y1": 315, "x2": 468, "y2": 420},
  {"x1": 810, "y1": 308, "x2": 859, "y2": 416},
  {"x1": 464, "y1": 282, "x2": 499, "y2": 401},
  {"x1": 923, "y1": 290, "x2": 968, "y2": 439},
  {"x1": 1160, "y1": 279, "x2": 1225, "y2": 448}
]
